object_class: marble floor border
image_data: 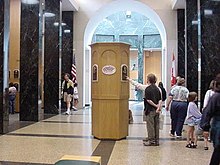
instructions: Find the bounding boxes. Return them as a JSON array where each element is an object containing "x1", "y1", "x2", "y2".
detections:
[
  {"x1": 6, "y1": 133, "x2": 94, "y2": 139},
  {"x1": 41, "y1": 120, "x2": 173, "y2": 126},
  {"x1": 5, "y1": 133, "x2": 194, "y2": 142},
  {"x1": 92, "y1": 140, "x2": 116, "y2": 165}
]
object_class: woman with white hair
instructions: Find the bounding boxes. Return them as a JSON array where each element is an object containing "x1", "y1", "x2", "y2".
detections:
[{"x1": 166, "y1": 78, "x2": 189, "y2": 138}]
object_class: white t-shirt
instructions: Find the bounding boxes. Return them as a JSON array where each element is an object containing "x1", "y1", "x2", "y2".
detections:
[{"x1": 203, "y1": 89, "x2": 215, "y2": 108}]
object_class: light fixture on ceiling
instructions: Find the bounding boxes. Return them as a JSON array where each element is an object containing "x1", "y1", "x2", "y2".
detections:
[
  {"x1": 53, "y1": 22, "x2": 67, "y2": 26},
  {"x1": 192, "y1": 20, "x2": 198, "y2": 25},
  {"x1": 44, "y1": 12, "x2": 55, "y2": 18},
  {"x1": 64, "y1": 29, "x2": 71, "y2": 33},
  {"x1": 53, "y1": 22, "x2": 59, "y2": 26},
  {"x1": 204, "y1": 9, "x2": 213, "y2": 15},
  {"x1": 21, "y1": 0, "x2": 39, "y2": 4}
]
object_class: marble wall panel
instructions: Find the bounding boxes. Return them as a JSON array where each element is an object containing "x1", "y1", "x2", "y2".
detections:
[
  {"x1": 186, "y1": 0, "x2": 198, "y2": 92},
  {"x1": 177, "y1": 9, "x2": 185, "y2": 78},
  {"x1": 200, "y1": 0, "x2": 220, "y2": 106}
]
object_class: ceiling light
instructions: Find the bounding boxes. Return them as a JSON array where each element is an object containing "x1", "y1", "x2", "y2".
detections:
[
  {"x1": 44, "y1": 12, "x2": 55, "y2": 17},
  {"x1": 62, "y1": 23, "x2": 67, "y2": 26},
  {"x1": 21, "y1": 0, "x2": 39, "y2": 4},
  {"x1": 64, "y1": 30, "x2": 71, "y2": 33},
  {"x1": 204, "y1": 9, "x2": 213, "y2": 15},
  {"x1": 53, "y1": 22, "x2": 59, "y2": 26}
]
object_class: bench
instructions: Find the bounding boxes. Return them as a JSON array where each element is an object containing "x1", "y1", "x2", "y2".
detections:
[{"x1": 55, "y1": 155, "x2": 101, "y2": 165}]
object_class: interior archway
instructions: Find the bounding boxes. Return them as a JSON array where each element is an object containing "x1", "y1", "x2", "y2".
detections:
[{"x1": 83, "y1": 0, "x2": 167, "y2": 106}]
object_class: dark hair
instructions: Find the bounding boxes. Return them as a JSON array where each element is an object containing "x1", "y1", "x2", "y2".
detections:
[
  {"x1": 214, "y1": 74, "x2": 220, "y2": 92},
  {"x1": 158, "y1": 82, "x2": 164, "y2": 88},
  {"x1": 74, "y1": 83, "x2": 78, "y2": 87},
  {"x1": 188, "y1": 92, "x2": 197, "y2": 102},
  {"x1": 147, "y1": 74, "x2": 157, "y2": 84},
  {"x1": 177, "y1": 78, "x2": 185, "y2": 86},
  {"x1": 64, "y1": 73, "x2": 70, "y2": 78},
  {"x1": 9, "y1": 82, "x2": 14, "y2": 87}
]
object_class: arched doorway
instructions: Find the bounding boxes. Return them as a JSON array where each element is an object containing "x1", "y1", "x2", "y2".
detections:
[{"x1": 83, "y1": 0, "x2": 167, "y2": 106}]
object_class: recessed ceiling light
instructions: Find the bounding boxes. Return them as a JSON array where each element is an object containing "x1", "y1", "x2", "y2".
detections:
[
  {"x1": 44, "y1": 12, "x2": 55, "y2": 17},
  {"x1": 21, "y1": 0, "x2": 39, "y2": 5},
  {"x1": 204, "y1": 9, "x2": 213, "y2": 15},
  {"x1": 64, "y1": 29, "x2": 71, "y2": 33},
  {"x1": 53, "y1": 22, "x2": 67, "y2": 26},
  {"x1": 53, "y1": 22, "x2": 59, "y2": 26}
]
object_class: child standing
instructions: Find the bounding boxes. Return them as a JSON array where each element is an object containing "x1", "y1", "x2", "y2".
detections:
[
  {"x1": 72, "y1": 83, "x2": 79, "y2": 111},
  {"x1": 185, "y1": 92, "x2": 202, "y2": 148}
]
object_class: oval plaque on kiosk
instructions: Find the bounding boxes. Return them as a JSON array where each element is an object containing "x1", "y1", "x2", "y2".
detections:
[{"x1": 102, "y1": 65, "x2": 116, "y2": 75}]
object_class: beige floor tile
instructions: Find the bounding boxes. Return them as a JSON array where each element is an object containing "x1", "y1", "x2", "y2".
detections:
[
  {"x1": 0, "y1": 135, "x2": 99, "y2": 164},
  {"x1": 108, "y1": 140, "x2": 212, "y2": 165},
  {"x1": 11, "y1": 122, "x2": 92, "y2": 136}
]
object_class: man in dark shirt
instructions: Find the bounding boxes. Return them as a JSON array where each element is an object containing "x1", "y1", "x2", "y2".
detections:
[{"x1": 143, "y1": 74, "x2": 162, "y2": 146}]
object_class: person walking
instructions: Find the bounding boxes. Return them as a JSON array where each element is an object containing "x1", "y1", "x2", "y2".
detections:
[
  {"x1": 200, "y1": 75, "x2": 220, "y2": 165},
  {"x1": 166, "y1": 78, "x2": 189, "y2": 138},
  {"x1": 8, "y1": 82, "x2": 17, "y2": 114},
  {"x1": 61, "y1": 73, "x2": 74, "y2": 115},
  {"x1": 143, "y1": 74, "x2": 162, "y2": 146},
  {"x1": 203, "y1": 80, "x2": 215, "y2": 108},
  {"x1": 72, "y1": 83, "x2": 79, "y2": 111}
]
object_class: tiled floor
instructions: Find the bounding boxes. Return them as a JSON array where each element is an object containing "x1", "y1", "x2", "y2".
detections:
[{"x1": 0, "y1": 102, "x2": 213, "y2": 165}]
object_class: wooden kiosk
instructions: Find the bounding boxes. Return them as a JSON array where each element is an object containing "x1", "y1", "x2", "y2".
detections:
[{"x1": 90, "y1": 42, "x2": 130, "y2": 140}]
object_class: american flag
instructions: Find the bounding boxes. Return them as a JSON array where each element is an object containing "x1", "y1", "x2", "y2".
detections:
[{"x1": 71, "y1": 54, "x2": 77, "y2": 82}]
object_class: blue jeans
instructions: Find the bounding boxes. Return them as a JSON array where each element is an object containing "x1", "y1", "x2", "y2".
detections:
[
  {"x1": 170, "y1": 101, "x2": 188, "y2": 136},
  {"x1": 9, "y1": 95, "x2": 16, "y2": 114}
]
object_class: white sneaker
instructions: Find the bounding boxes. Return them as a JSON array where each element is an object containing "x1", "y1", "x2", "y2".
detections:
[
  {"x1": 72, "y1": 106, "x2": 77, "y2": 111},
  {"x1": 65, "y1": 110, "x2": 71, "y2": 115}
]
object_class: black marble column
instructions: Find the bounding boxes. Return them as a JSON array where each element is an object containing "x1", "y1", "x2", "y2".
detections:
[
  {"x1": 0, "y1": 0, "x2": 4, "y2": 133},
  {"x1": 20, "y1": 2, "x2": 39, "y2": 121},
  {"x1": 200, "y1": 0, "x2": 220, "y2": 106},
  {"x1": 44, "y1": 0, "x2": 60, "y2": 114},
  {"x1": 186, "y1": 0, "x2": 198, "y2": 92},
  {"x1": 177, "y1": 9, "x2": 185, "y2": 78},
  {"x1": 62, "y1": 11, "x2": 73, "y2": 76},
  {"x1": 61, "y1": 11, "x2": 73, "y2": 109}
]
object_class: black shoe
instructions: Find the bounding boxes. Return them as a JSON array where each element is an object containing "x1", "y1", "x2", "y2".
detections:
[
  {"x1": 186, "y1": 144, "x2": 192, "y2": 148},
  {"x1": 204, "y1": 147, "x2": 209, "y2": 150},
  {"x1": 142, "y1": 138, "x2": 149, "y2": 142}
]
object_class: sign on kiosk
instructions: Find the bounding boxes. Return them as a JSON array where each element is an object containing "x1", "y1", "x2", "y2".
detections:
[{"x1": 102, "y1": 65, "x2": 116, "y2": 75}]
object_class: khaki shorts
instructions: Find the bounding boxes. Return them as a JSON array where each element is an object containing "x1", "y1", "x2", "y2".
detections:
[{"x1": 63, "y1": 92, "x2": 72, "y2": 102}]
